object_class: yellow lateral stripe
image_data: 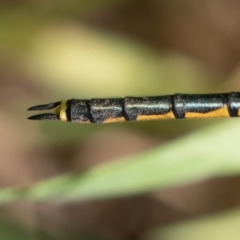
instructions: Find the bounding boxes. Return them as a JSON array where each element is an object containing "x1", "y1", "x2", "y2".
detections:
[
  {"x1": 102, "y1": 117, "x2": 126, "y2": 123},
  {"x1": 136, "y1": 111, "x2": 175, "y2": 121},
  {"x1": 185, "y1": 105, "x2": 230, "y2": 119}
]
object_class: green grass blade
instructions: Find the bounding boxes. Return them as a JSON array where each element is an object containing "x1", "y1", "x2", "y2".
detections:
[
  {"x1": 145, "y1": 208, "x2": 240, "y2": 240},
  {"x1": 0, "y1": 120, "x2": 240, "y2": 203}
]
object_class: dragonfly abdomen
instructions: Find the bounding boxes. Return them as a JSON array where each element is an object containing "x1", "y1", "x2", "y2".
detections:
[{"x1": 28, "y1": 92, "x2": 240, "y2": 123}]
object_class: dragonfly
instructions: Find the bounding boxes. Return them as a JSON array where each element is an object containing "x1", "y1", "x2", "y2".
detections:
[{"x1": 27, "y1": 92, "x2": 240, "y2": 123}]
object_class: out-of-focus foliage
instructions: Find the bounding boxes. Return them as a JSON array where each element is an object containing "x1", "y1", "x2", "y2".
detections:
[
  {"x1": 1, "y1": 0, "x2": 240, "y2": 240},
  {"x1": 1, "y1": 120, "x2": 240, "y2": 203},
  {"x1": 145, "y1": 208, "x2": 240, "y2": 240}
]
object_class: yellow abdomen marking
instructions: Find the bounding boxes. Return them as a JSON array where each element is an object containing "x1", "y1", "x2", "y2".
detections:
[
  {"x1": 102, "y1": 117, "x2": 126, "y2": 123},
  {"x1": 59, "y1": 100, "x2": 68, "y2": 121},
  {"x1": 185, "y1": 105, "x2": 230, "y2": 119},
  {"x1": 136, "y1": 111, "x2": 175, "y2": 121}
]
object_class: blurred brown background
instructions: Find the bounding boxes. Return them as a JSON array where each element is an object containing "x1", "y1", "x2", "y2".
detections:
[{"x1": 1, "y1": 0, "x2": 240, "y2": 239}]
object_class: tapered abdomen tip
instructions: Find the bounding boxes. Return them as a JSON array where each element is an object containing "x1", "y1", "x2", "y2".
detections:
[{"x1": 27, "y1": 113, "x2": 59, "y2": 120}]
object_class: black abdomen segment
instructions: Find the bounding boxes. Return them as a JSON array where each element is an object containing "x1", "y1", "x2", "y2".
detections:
[{"x1": 66, "y1": 92, "x2": 240, "y2": 123}]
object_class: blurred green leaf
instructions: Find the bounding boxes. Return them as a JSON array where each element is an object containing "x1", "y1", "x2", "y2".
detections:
[
  {"x1": 0, "y1": 119, "x2": 240, "y2": 203},
  {"x1": 144, "y1": 208, "x2": 240, "y2": 240},
  {"x1": 31, "y1": 26, "x2": 218, "y2": 97}
]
